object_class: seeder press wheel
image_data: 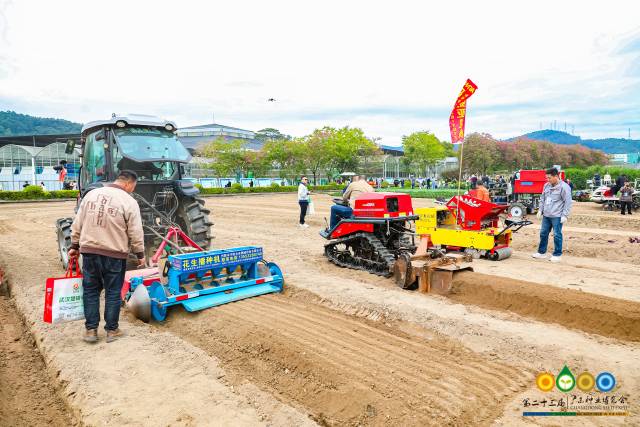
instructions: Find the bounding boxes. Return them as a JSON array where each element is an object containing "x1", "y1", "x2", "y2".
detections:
[
  {"x1": 149, "y1": 282, "x2": 168, "y2": 322},
  {"x1": 127, "y1": 281, "x2": 169, "y2": 322},
  {"x1": 488, "y1": 247, "x2": 512, "y2": 261}
]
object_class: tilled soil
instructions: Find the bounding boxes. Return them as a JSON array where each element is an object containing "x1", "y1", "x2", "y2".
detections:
[
  {"x1": 568, "y1": 203, "x2": 640, "y2": 232},
  {"x1": 449, "y1": 271, "x2": 640, "y2": 341},
  {"x1": 0, "y1": 294, "x2": 75, "y2": 427},
  {"x1": 164, "y1": 288, "x2": 529, "y2": 426}
]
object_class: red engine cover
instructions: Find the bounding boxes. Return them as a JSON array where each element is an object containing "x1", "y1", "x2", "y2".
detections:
[
  {"x1": 514, "y1": 169, "x2": 566, "y2": 194},
  {"x1": 352, "y1": 192, "x2": 414, "y2": 218},
  {"x1": 330, "y1": 222, "x2": 374, "y2": 239}
]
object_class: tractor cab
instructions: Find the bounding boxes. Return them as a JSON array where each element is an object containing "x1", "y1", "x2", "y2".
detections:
[
  {"x1": 55, "y1": 114, "x2": 212, "y2": 269},
  {"x1": 76, "y1": 114, "x2": 193, "y2": 199}
]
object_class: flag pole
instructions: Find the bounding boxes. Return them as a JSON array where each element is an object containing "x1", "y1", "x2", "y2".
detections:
[
  {"x1": 456, "y1": 141, "x2": 464, "y2": 198},
  {"x1": 456, "y1": 140, "x2": 464, "y2": 226}
]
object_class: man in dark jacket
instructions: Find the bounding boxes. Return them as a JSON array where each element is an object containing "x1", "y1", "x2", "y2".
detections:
[
  {"x1": 620, "y1": 181, "x2": 634, "y2": 215},
  {"x1": 613, "y1": 174, "x2": 626, "y2": 195}
]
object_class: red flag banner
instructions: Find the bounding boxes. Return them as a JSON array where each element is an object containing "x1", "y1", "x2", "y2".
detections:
[{"x1": 449, "y1": 79, "x2": 477, "y2": 144}]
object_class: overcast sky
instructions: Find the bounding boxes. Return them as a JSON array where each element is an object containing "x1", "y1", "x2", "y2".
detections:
[{"x1": 0, "y1": 0, "x2": 639, "y2": 144}]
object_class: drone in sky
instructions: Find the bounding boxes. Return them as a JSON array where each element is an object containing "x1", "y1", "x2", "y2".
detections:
[{"x1": 267, "y1": 98, "x2": 276, "y2": 102}]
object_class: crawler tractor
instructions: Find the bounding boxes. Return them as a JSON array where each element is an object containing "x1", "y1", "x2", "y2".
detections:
[
  {"x1": 320, "y1": 193, "x2": 418, "y2": 277},
  {"x1": 320, "y1": 192, "x2": 473, "y2": 292},
  {"x1": 55, "y1": 114, "x2": 212, "y2": 268}
]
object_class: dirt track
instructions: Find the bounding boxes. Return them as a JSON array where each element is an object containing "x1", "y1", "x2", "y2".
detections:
[
  {"x1": 0, "y1": 294, "x2": 75, "y2": 426},
  {"x1": 164, "y1": 288, "x2": 527, "y2": 426},
  {"x1": 0, "y1": 195, "x2": 638, "y2": 426}
]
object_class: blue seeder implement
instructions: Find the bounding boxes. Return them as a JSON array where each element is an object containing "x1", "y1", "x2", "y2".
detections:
[{"x1": 127, "y1": 246, "x2": 284, "y2": 322}]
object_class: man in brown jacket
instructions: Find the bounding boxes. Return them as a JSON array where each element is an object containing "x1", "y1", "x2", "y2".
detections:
[
  {"x1": 342, "y1": 175, "x2": 374, "y2": 206},
  {"x1": 68, "y1": 170, "x2": 145, "y2": 343},
  {"x1": 329, "y1": 176, "x2": 375, "y2": 229}
]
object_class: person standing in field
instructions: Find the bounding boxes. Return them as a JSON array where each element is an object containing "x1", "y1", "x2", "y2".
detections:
[
  {"x1": 532, "y1": 168, "x2": 573, "y2": 263},
  {"x1": 620, "y1": 181, "x2": 633, "y2": 215},
  {"x1": 298, "y1": 176, "x2": 311, "y2": 228},
  {"x1": 68, "y1": 170, "x2": 144, "y2": 343}
]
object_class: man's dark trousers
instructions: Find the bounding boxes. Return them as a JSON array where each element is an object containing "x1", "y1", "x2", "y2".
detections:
[
  {"x1": 330, "y1": 205, "x2": 353, "y2": 229},
  {"x1": 82, "y1": 253, "x2": 126, "y2": 331}
]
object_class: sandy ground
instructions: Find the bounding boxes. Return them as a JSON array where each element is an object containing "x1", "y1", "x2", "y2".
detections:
[
  {"x1": 0, "y1": 202, "x2": 314, "y2": 427},
  {"x1": 0, "y1": 294, "x2": 76, "y2": 426},
  {"x1": 0, "y1": 195, "x2": 638, "y2": 426}
]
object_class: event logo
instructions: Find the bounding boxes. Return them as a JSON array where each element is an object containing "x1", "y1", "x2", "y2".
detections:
[
  {"x1": 72, "y1": 282, "x2": 80, "y2": 292},
  {"x1": 536, "y1": 366, "x2": 616, "y2": 393},
  {"x1": 525, "y1": 366, "x2": 628, "y2": 418}
]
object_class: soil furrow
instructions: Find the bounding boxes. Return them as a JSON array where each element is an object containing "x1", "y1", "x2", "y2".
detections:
[
  {"x1": 165, "y1": 294, "x2": 526, "y2": 425},
  {"x1": 245, "y1": 297, "x2": 521, "y2": 396}
]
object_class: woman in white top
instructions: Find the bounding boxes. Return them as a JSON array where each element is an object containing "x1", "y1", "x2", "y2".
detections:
[{"x1": 297, "y1": 176, "x2": 310, "y2": 228}]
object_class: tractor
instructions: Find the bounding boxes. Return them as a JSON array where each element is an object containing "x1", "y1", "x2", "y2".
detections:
[{"x1": 55, "y1": 114, "x2": 212, "y2": 268}]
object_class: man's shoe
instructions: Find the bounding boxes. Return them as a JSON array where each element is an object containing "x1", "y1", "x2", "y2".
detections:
[
  {"x1": 106, "y1": 329, "x2": 124, "y2": 343},
  {"x1": 531, "y1": 252, "x2": 547, "y2": 259},
  {"x1": 549, "y1": 256, "x2": 562, "y2": 263},
  {"x1": 83, "y1": 329, "x2": 98, "y2": 343},
  {"x1": 302, "y1": 223, "x2": 309, "y2": 228}
]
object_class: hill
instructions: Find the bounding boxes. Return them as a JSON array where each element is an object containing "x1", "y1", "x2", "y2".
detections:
[
  {"x1": 510, "y1": 130, "x2": 640, "y2": 154},
  {"x1": 0, "y1": 110, "x2": 82, "y2": 136}
]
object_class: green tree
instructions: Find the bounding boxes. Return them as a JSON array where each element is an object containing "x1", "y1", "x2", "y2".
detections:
[
  {"x1": 263, "y1": 138, "x2": 305, "y2": 179},
  {"x1": 401, "y1": 131, "x2": 447, "y2": 175},
  {"x1": 460, "y1": 133, "x2": 502, "y2": 174},
  {"x1": 325, "y1": 126, "x2": 379, "y2": 174},
  {"x1": 300, "y1": 127, "x2": 333, "y2": 184},
  {"x1": 201, "y1": 137, "x2": 249, "y2": 180},
  {"x1": 255, "y1": 128, "x2": 291, "y2": 142}
]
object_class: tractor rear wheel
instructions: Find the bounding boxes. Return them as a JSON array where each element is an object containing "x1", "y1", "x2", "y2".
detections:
[
  {"x1": 176, "y1": 197, "x2": 213, "y2": 250},
  {"x1": 56, "y1": 217, "x2": 73, "y2": 269}
]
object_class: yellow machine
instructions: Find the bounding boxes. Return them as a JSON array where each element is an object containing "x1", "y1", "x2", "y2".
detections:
[{"x1": 413, "y1": 196, "x2": 530, "y2": 261}]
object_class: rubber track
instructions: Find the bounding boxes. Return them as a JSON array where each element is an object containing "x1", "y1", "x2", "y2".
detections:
[{"x1": 324, "y1": 232, "x2": 396, "y2": 277}]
